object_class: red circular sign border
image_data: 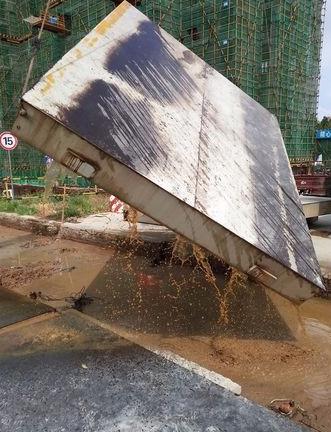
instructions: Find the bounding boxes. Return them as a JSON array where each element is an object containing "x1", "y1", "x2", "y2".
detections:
[{"x1": 0, "y1": 131, "x2": 18, "y2": 151}]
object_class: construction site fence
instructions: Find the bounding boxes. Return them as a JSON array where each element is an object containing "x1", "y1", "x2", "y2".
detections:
[{"x1": 0, "y1": 0, "x2": 326, "y2": 178}]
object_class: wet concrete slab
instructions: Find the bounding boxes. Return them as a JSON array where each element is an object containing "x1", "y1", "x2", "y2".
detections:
[
  {"x1": 0, "y1": 288, "x2": 52, "y2": 328},
  {"x1": 0, "y1": 310, "x2": 308, "y2": 432}
]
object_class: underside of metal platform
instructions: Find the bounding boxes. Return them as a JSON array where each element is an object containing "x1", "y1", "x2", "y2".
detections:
[
  {"x1": 301, "y1": 195, "x2": 331, "y2": 219},
  {"x1": 13, "y1": 1, "x2": 324, "y2": 300}
]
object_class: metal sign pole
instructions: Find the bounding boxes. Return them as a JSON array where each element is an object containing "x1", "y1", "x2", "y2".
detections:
[
  {"x1": 7, "y1": 150, "x2": 14, "y2": 199},
  {"x1": 0, "y1": 131, "x2": 18, "y2": 199}
]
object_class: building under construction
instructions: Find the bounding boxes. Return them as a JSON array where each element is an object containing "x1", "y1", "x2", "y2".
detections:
[{"x1": 0, "y1": 0, "x2": 326, "y2": 179}]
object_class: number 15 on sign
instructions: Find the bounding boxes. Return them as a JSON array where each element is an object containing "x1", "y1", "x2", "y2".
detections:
[
  {"x1": 0, "y1": 131, "x2": 18, "y2": 151},
  {"x1": 0, "y1": 131, "x2": 18, "y2": 199}
]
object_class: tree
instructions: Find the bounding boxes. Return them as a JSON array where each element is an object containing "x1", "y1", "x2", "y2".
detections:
[{"x1": 317, "y1": 116, "x2": 331, "y2": 129}]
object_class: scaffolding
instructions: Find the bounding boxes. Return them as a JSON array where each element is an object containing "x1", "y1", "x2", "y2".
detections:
[
  {"x1": 260, "y1": 0, "x2": 325, "y2": 162},
  {"x1": 0, "y1": 0, "x2": 326, "y2": 178}
]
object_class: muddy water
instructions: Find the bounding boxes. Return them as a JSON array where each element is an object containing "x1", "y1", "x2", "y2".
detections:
[
  {"x1": 1, "y1": 226, "x2": 331, "y2": 430},
  {"x1": 300, "y1": 299, "x2": 331, "y2": 411},
  {"x1": 83, "y1": 249, "x2": 331, "y2": 431},
  {"x1": 0, "y1": 226, "x2": 111, "y2": 308},
  {"x1": 84, "y1": 252, "x2": 291, "y2": 339}
]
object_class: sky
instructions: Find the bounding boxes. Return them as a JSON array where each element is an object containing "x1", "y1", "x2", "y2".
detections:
[{"x1": 318, "y1": 3, "x2": 331, "y2": 119}]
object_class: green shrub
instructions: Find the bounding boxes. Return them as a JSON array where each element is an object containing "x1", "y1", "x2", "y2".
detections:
[{"x1": 0, "y1": 198, "x2": 38, "y2": 215}]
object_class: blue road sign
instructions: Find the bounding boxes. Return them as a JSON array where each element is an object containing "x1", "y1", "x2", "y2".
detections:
[{"x1": 316, "y1": 129, "x2": 331, "y2": 139}]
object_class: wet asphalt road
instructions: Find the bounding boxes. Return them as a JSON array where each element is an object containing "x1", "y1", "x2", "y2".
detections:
[{"x1": 0, "y1": 309, "x2": 309, "y2": 432}]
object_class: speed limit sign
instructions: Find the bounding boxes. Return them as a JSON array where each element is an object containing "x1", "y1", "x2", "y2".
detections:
[{"x1": 0, "y1": 131, "x2": 18, "y2": 151}]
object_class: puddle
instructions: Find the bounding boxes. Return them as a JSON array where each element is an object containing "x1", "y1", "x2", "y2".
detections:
[
  {"x1": 305, "y1": 371, "x2": 331, "y2": 408},
  {"x1": 304, "y1": 318, "x2": 331, "y2": 343},
  {"x1": 0, "y1": 226, "x2": 111, "y2": 306}
]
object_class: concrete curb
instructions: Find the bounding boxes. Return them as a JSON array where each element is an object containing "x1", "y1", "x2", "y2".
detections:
[
  {"x1": 0, "y1": 212, "x2": 60, "y2": 236},
  {"x1": 0, "y1": 211, "x2": 174, "y2": 246}
]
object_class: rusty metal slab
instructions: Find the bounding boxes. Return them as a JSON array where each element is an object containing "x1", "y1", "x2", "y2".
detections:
[{"x1": 13, "y1": 1, "x2": 324, "y2": 300}]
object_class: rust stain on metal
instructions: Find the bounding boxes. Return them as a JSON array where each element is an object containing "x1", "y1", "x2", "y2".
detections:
[
  {"x1": 83, "y1": 1, "x2": 130, "y2": 48},
  {"x1": 73, "y1": 48, "x2": 82, "y2": 59},
  {"x1": 41, "y1": 73, "x2": 55, "y2": 94},
  {"x1": 95, "y1": 0, "x2": 129, "y2": 36},
  {"x1": 86, "y1": 36, "x2": 99, "y2": 48}
]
